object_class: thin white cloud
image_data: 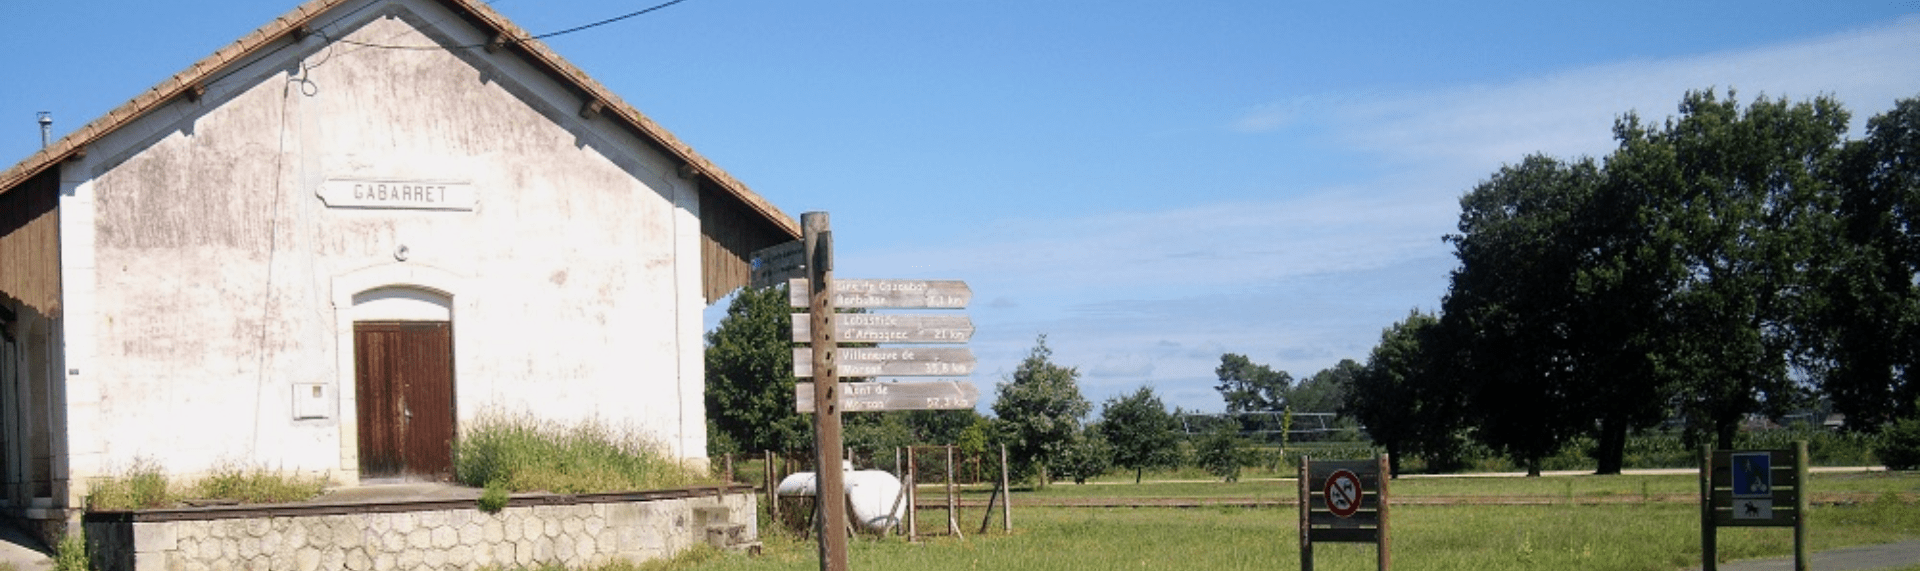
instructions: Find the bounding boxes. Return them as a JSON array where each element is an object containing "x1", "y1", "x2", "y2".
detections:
[
  {"x1": 1326, "y1": 16, "x2": 1920, "y2": 169},
  {"x1": 849, "y1": 187, "x2": 1455, "y2": 303},
  {"x1": 1088, "y1": 352, "x2": 1156, "y2": 378}
]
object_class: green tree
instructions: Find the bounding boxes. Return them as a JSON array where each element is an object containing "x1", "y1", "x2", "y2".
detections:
[
  {"x1": 704, "y1": 285, "x2": 810, "y2": 455},
  {"x1": 1098, "y1": 386, "x2": 1182, "y2": 484},
  {"x1": 1611, "y1": 89, "x2": 1850, "y2": 448},
  {"x1": 1291, "y1": 360, "x2": 1361, "y2": 414},
  {"x1": 903, "y1": 409, "x2": 984, "y2": 445},
  {"x1": 957, "y1": 415, "x2": 996, "y2": 457},
  {"x1": 1214, "y1": 353, "x2": 1292, "y2": 413},
  {"x1": 1192, "y1": 420, "x2": 1247, "y2": 482},
  {"x1": 844, "y1": 412, "x2": 915, "y2": 461},
  {"x1": 992, "y1": 335, "x2": 1091, "y2": 487},
  {"x1": 1346, "y1": 311, "x2": 1467, "y2": 477},
  {"x1": 1441, "y1": 153, "x2": 1669, "y2": 475},
  {"x1": 1808, "y1": 95, "x2": 1920, "y2": 429},
  {"x1": 1055, "y1": 425, "x2": 1115, "y2": 484}
]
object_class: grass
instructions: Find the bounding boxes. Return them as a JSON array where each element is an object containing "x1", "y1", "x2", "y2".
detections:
[
  {"x1": 673, "y1": 471, "x2": 1920, "y2": 571},
  {"x1": 455, "y1": 411, "x2": 720, "y2": 494},
  {"x1": 689, "y1": 503, "x2": 1917, "y2": 571},
  {"x1": 84, "y1": 458, "x2": 172, "y2": 510},
  {"x1": 84, "y1": 460, "x2": 329, "y2": 510},
  {"x1": 1007, "y1": 469, "x2": 1916, "y2": 503}
]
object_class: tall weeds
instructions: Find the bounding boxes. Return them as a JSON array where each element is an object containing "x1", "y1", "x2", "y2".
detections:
[
  {"x1": 85, "y1": 460, "x2": 327, "y2": 511},
  {"x1": 455, "y1": 411, "x2": 714, "y2": 494}
]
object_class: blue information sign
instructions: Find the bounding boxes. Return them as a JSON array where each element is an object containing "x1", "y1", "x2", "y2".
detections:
[{"x1": 1730, "y1": 452, "x2": 1772, "y2": 498}]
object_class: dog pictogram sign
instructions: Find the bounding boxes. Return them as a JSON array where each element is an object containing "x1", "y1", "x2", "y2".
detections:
[{"x1": 1324, "y1": 469, "x2": 1363, "y2": 518}]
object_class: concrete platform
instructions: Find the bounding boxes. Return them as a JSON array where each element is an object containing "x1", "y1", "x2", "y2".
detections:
[{"x1": 0, "y1": 521, "x2": 50, "y2": 570}]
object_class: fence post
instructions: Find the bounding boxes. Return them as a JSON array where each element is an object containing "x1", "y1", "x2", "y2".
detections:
[
  {"x1": 1794, "y1": 440, "x2": 1809, "y2": 571},
  {"x1": 1377, "y1": 453, "x2": 1391, "y2": 571},
  {"x1": 1700, "y1": 444, "x2": 1716, "y2": 571},
  {"x1": 1000, "y1": 443, "x2": 1013, "y2": 532},
  {"x1": 1299, "y1": 455, "x2": 1313, "y2": 571},
  {"x1": 946, "y1": 445, "x2": 963, "y2": 539},
  {"x1": 907, "y1": 446, "x2": 920, "y2": 541}
]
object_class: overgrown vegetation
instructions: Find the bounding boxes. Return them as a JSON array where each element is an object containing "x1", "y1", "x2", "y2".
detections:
[
  {"x1": 84, "y1": 458, "x2": 172, "y2": 510},
  {"x1": 51, "y1": 533, "x2": 87, "y2": 571},
  {"x1": 84, "y1": 460, "x2": 328, "y2": 510},
  {"x1": 192, "y1": 464, "x2": 333, "y2": 505},
  {"x1": 1878, "y1": 415, "x2": 1920, "y2": 471},
  {"x1": 454, "y1": 411, "x2": 717, "y2": 494},
  {"x1": 478, "y1": 479, "x2": 511, "y2": 513}
]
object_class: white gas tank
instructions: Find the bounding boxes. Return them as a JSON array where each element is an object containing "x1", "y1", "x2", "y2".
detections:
[{"x1": 775, "y1": 462, "x2": 907, "y2": 532}]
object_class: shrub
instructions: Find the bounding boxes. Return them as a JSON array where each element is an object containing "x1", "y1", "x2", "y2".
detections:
[
  {"x1": 1194, "y1": 423, "x2": 1247, "y2": 482},
  {"x1": 1053, "y1": 431, "x2": 1113, "y2": 484},
  {"x1": 478, "y1": 479, "x2": 510, "y2": 513},
  {"x1": 52, "y1": 533, "x2": 87, "y2": 571},
  {"x1": 1876, "y1": 416, "x2": 1920, "y2": 470},
  {"x1": 455, "y1": 410, "x2": 715, "y2": 493}
]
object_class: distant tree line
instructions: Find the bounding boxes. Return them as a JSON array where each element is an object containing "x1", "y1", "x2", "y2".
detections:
[{"x1": 704, "y1": 89, "x2": 1920, "y2": 482}]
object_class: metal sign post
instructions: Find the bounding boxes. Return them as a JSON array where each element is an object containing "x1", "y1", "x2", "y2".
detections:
[
  {"x1": 1700, "y1": 441, "x2": 1809, "y2": 571},
  {"x1": 1299, "y1": 454, "x2": 1390, "y2": 571}
]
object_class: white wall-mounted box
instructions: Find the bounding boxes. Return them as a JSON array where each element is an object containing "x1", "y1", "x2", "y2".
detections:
[{"x1": 293, "y1": 383, "x2": 332, "y2": 420}]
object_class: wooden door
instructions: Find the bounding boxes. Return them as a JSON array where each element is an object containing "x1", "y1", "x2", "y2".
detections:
[{"x1": 354, "y1": 321, "x2": 455, "y2": 480}]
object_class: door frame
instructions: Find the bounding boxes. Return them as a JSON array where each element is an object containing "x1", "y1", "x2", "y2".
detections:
[{"x1": 330, "y1": 262, "x2": 468, "y2": 483}]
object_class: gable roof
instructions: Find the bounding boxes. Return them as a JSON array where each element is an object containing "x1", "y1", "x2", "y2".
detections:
[{"x1": 0, "y1": 0, "x2": 799, "y2": 241}]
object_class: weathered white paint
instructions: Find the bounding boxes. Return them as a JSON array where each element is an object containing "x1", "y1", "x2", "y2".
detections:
[{"x1": 49, "y1": 0, "x2": 722, "y2": 510}]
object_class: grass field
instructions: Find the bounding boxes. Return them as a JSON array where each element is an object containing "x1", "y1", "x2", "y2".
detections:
[
  {"x1": 676, "y1": 471, "x2": 1920, "y2": 571},
  {"x1": 942, "y1": 469, "x2": 1915, "y2": 505}
]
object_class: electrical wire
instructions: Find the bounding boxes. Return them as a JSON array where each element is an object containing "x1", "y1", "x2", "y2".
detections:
[{"x1": 327, "y1": 0, "x2": 692, "y2": 51}]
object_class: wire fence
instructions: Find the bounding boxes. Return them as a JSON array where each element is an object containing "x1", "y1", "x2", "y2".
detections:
[{"x1": 1175, "y1": 411, "x2": 1365, "y2": 444}]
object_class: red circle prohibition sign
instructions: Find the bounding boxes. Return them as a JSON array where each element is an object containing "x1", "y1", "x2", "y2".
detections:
[{"x1": 1324, "y1": 469, "x2": 1363, "y2": 518}]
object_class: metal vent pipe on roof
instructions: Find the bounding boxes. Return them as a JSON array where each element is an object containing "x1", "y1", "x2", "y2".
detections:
[{"x1": 37, "y1": 112, "x2": 52, "y2": 149}]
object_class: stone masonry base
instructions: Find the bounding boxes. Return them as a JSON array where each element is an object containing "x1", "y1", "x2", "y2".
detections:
[{"x1": 82, "y1": 486, "x2": 758, "y2": 571}]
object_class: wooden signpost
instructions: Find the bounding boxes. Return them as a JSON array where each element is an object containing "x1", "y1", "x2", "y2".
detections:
[
  {"x1": 789, "y1": 314, "x2": 975, "y2": 343},
  {"x1": 788, "y1": 211, "x2": 977, "y2": 571},
  {"x1": 793, "y1": 381, "x2": 979, "y2": 413},
  {"x1": 1299, "y1": 454, "x2": 1390, "y2": 571},
  {"x1": 798, "y1": 213, "x2": 847, "y2": 571},
  {"x1": 1700, "y1": 442, "x2": 1809, "y2": 571},
  {"x1": 790, "y1": 279, "x2": 971, "y2": 309},
  {"x1": 793, "y1": 347, "x2": 977, "y2": 378},
  {"x1": 750, "y1": 239, "x2": 807, "y2": 289}
]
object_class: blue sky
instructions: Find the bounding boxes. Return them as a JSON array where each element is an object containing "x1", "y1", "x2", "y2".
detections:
[{"x1": 3, "y1": 0, "x2": 1917, "y2": 414}]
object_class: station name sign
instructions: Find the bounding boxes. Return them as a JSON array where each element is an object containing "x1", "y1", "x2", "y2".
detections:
[{"x1": 318, "y1": 179, "x2": 476, "y2": 211}]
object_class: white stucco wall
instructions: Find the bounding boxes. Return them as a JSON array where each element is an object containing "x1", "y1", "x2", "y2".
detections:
[{"x1": 57, "y1": 0, "x2": 711, "y2": 498}]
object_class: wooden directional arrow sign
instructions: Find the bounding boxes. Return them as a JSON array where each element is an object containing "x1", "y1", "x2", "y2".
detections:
[
  {"x1": 794, "y1": 347, "x2": 976, "y2": 378},
  {"x1": 790, "y1": 314, "x2": 973, "y2": 343},
  {"x1": 789, "y1": 279, "x2": 971, "y2": 309},
  {"x1": 795, "y1": 381, "x2": 980, "y2": 413},
  {"x1": 749, "y1": 240, "x2": 806, "y2": 289}
]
